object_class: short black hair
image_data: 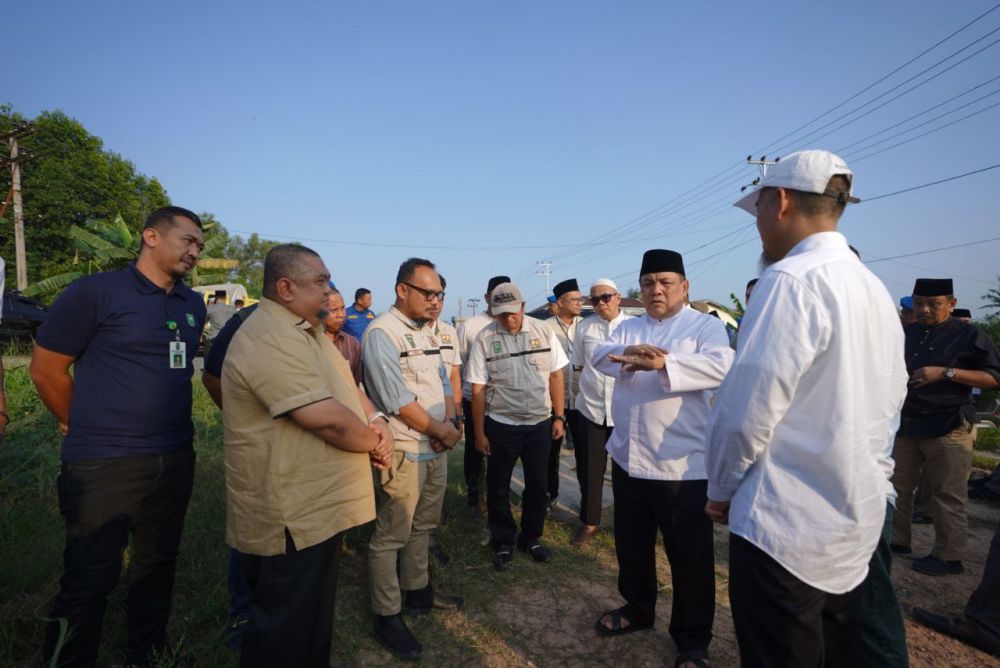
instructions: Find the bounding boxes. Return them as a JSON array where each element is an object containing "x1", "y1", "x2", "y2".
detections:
[
  {"x1": 262, "y1": 244, "x2": 321, "y2": 299},
  {"x1": 144, "y1": 206, "x2": 202, "y2": 231},
  {"x1": 746, "y1": 278, "x2": 758, "y2": 290},
  {"x1": 439, "y1": 274, "x2": 447, "y2": 290},
  {"x1": 354, "y1": 288, "x2": 371, "y2": 302},
  {"x1": 395, "y1": 257, "x2": 436, "y2": 285}
]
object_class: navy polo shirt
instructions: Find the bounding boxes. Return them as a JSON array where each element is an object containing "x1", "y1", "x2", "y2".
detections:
[
  {"x1": 37, "y1": 263, "x2": 207, "y2": 461},
  {"x1": 343, "y1": 304, "x2": 376, "y2": 342}
]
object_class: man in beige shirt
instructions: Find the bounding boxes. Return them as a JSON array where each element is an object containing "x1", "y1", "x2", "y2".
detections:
[{"x1": 222, "y1": 244, "x2": 392, "y2": 668}]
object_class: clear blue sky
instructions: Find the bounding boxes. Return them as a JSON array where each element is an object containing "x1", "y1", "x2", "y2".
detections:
[{"x1": 7, "y1": 0, "x2": 1000, "y2": 317}]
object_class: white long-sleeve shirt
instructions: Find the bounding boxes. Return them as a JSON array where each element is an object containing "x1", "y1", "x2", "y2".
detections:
[
  {"x1": 706, "y1": 231, "x2": 908, "y2": 594},
  {"x1": 457, "y1": 312, "x2": 493, "y2": 401},
  {"x1": 571, "y1": 311, "x2": 632, "y2": 426},
  {"x1": 593, "y1": 306, "x2": 734, "y2": 481}
]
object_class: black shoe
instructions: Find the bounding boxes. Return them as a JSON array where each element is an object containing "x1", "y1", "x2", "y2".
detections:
[
  {"x1": 890, "y1": 543, "x2": 912, "y2": 555},
  {"x1": 912, "y1": 554, "x2": 965, "y2": 576},
  {"x1": 493, "y1": 544, "x2": 514, "y2": 571},
  {"x1": 403, "y1": 584, "x2": 465, "y2": 614},
  {"x1": 373, "y1": 614, "x2": 422, "y2": 661},
  {"x1": 912, "y1": 607, "x2": 1000, "y2": 656},
  {"x1": 429, "y1": 542, "x2": 451, "y2": 566},
  {"x1": 518, "y1": 539, "x2": 551, "y2": 563}
]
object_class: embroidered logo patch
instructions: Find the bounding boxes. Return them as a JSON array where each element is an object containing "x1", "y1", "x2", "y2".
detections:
[
  {"x1": 185, "y1": 313, "x2": 196, "y2": 327},
  {"x1": 530, "y1": 338, "x2": 540, "y2": 349},
  {"x1": 492, "y1": 341, "x2": 503, "y2": 355},
  {"x1": 441, "y1": 333, "x2": 451, "y2": 343},
  {"x1": 405, "y1": 334, "x2": 417, "y2": 348}
]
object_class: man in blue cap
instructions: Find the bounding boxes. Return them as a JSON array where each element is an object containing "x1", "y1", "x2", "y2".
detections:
[{"x1": 900, "y1": 296, "x2": 915, "y2": 327}]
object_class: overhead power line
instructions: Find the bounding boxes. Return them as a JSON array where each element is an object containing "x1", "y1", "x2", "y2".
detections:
[{"x1": 864, "y1": 161, "x2": 1000, "y2": 201}]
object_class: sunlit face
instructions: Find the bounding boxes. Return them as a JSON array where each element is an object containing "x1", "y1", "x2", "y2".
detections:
[
  {"x1": 357, "y1": 292, "x2": 373, "y2": 310},
  {"x1": 639, "y1": 272, "x2": 688, "y2": 319},
  {"x1": 589, "y1": 286, "x2": 621, "y2": 321},
  {"x1": 912, "y1": 294, "x2": 955, "y2": 326},
  {"x1": 324, "y1": 291, "x2": 346, "y2": 334},
  {"x1": 283, "y1": 255, "x2": 332, "y2": 326},
  {"x1": 397, "y1": 265, "x2": 444, "y2": 323},
  {"x1": 557, "y1": 291, "x2": 584, "y2": 317},
  {"x1": 144, "y1": 216, "x2": 204, "y2": 279},
  {"x1": 495, "y1": 306, "x2": 525, "y2": 334}
]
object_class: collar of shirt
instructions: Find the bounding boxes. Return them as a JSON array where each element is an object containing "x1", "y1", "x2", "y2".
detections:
[
  {"x1": 779, "y1": 230, "x2": 849, "y2": 261},
  {"x1": 388, "y1": 305, "x2": 426, "y2": 331},
  {"x1": 127, "y1": 261, "x2": 188, "y2": 298},
  {"x1": 259, "y1": 297, "x2": 317, "y2": 333}
]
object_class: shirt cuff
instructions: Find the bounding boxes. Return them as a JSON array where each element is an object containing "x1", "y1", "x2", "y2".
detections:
[
  {"x1": 707, "y1": 481, "x2": 735, "y2": 503},
  {"x1": 268, "y1": 388, "x2": 334, "y2": 418}
]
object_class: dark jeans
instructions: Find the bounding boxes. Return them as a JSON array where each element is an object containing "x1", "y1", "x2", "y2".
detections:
[
  {"x1": 859, "y1": 503, "x2": 909, "y2": 667},
  {"x1": 547, "y1": 409, "x2": 580, "y2": 503},
  {"x1": 575, "y1": 416, "x2": 611, "y2": 525},
  {"x1": 43, "y1": 447, "x2": 196, "y2": 668},
  {"x1": 730, "y1": 534, "x2": 863, "y2": 668},
  {"x1": 485, "y1": 416, "x2": 550, "y2": 546},
  {"x1": 228, "y1": 547, "x2": 253, "y2": 620},
  {"x1": 611, "y1": 462, "x2": 715, "y2": 654},
  {"x1": 240, "y1": 531, "x2": 344, "y2": 668},
  {"x1": 966, "y1": 517, "x2": 1000, "y2": 639},
  {"x1": 463, "y1": 398, "x2": 485, "y2": 507}
]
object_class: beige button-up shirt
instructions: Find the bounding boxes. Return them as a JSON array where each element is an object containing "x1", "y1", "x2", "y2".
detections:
[{"x1": 222, "y1": 298, "x2": 376, "y2": 556}]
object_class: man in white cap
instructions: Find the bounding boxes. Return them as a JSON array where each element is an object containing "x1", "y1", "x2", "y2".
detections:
[
  {"x1": 705, "y1": 149, "x2": 909, "y2": 667},
  {"x1": 466, "y1": 282, "x2": 568, "y2": 571},
  {"x1": 591, "y1": 249, "x2": 733, "y2": 668},
  {"x1": 569, "y1": 278, "x2": 631, "y2": 546}
]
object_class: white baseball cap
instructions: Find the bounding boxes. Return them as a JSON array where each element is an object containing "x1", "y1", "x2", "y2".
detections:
[
  {"x1": 488, "y1": 282, "x2": 524, "y2": 315},
  {"x1": 733, "y1": 149, "x2": 860, "y2": 215}
]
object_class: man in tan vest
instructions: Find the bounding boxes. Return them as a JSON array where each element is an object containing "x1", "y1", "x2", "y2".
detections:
[
  {"x1": 363, "y1": 257, "x2": 464, "y2": 661},
  {"x1": 222, "y1": 244, "x2": 392, "y2": 668}
]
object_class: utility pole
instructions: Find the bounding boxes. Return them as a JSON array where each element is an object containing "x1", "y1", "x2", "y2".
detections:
[
  {"x1": 466, "y1": 297, "x2": 480, "y2": 316},
  {"x1": 536, "y1": 260, "x2": 552, "y2": 295},
  {"x1": 2, "y1": 123, "x2": 35, "y2": 291},
  {"x1": 741, "y1": 154, "x2": 779, "y2": 193}
]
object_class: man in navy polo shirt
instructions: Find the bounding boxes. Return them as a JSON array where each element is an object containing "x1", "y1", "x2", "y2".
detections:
[
  {"x1": 30, "y1": 206, "x2": 206, "y2": 667},
  {"x1": 343, "y1": 287, "x2": 376, "y2": 341}
]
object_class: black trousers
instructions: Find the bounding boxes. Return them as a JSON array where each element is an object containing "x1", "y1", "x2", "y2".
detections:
[
  {"x1": 240, "y1": 530, "x2": 344, "y2": 668},
  {"x1": 547, "y1": 409, "x2": 580, "y2": 502},
  {"x1": 729, "y1": 534, "x2": 863, "y2": 668},
  {"x1": 43, "y1": 447, "x2": 196, "y2": 668},
  {"x1": 966, "y1": 517, "x2": 1000, "y2": 639},
  {"x1": 575, "y1": 416, "x2": 611, "y2": 525},
  {"x1": 611, "y1": 462, "x2": 715, "y2": 653},
  {"x1": 485, "y1": 416, "x2": 550, "y2": 546},
  {"x1": 463, "y1": 398, "x2": 485, "y2": 507},
  {"x1": 858, "y1": 504, "x2": 909, "y2": 667}
]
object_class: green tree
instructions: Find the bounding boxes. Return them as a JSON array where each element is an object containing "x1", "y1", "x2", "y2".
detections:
[
  {"x1": 0, "y1": 104, "x2": 170, "y2": 289},
  {"x1": 982, "y1": 276, "x2": 1000, "y2": 319},
  {"x1": 625, "y1": 286, "x2": 640, "y2": 299}
]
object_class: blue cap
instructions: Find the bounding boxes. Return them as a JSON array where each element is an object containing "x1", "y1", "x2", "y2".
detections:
[
  {"x1": 329, "y1": 280, "x2": 337, "y2": 290},
  {"x1": 547, "y1": 295, "x2": 557, "y2": 303},
  {"x1": 900, "y1": 295, "x2": 913, "y2": 310}
]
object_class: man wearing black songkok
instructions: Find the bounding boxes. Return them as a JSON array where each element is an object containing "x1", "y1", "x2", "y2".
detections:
[
  {"x1": 891, "y1": 278, "x2": 1000, "y2": 576},
  {"x1": 545, "y1": 278, "x2": 584, "y2": 509}
]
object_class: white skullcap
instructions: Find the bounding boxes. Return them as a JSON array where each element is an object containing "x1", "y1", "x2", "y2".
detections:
[{"x1": 591, "y1": 277, "x2": 617, "y2": 291}]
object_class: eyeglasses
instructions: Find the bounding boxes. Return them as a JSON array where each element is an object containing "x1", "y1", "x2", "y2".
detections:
[
  {"x1": 403, "y1": 282, "x2": 446, "y2": 302},
  {"x1": 590, "y1": 293, "x2": 617, "y2": 305}
]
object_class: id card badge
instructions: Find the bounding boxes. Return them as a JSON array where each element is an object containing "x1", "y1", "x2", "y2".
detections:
[{"x1": 169, "y1": 341, "x2": 187, "y2": 369}]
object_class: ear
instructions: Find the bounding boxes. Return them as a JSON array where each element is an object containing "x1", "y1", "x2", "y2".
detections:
[
  {"x1": 141, "y1": 226, "x2": 160, "y2": 248},
  {"x1": 395, "y1": 283, "x2": 407, "y2": 300},
  {"x1": 775, "y1": 187, "x2": 794, "y2": 219},
  {"x1": 274, "y1": 277, "x2": 296, "y2": 304}
]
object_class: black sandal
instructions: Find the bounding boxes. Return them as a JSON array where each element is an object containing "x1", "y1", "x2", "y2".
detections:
[{"x1": 594, "y1": 606, "x2": 653, "y2": 636}]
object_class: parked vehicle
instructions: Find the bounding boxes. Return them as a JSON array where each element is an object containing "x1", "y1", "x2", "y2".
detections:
[{"x1": 1, "y1": 290, "x2": 48, "y2": 339}]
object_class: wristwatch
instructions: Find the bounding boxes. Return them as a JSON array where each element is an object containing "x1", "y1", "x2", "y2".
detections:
[
  {"x1": 554, "y1": 414, "x2": 567, "y2": 424},
  {"x1": 450, "y1": 416, "x2": 463, "y2": 428},
  {"x1": 367, "y1": 411, "x2": 389, "y2": 425},
  {"x1": 944, "y1": 368, "x2": 957, "y2": 380}
]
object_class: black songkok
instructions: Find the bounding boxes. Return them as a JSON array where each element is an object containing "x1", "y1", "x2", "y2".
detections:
[
  {"x1": 953, "y1": 308, "x2": 972, "y2": 319},
  {"x1": 487, "y1": 275, "x2": 511, "y2": 294},
  {"x1": 640, "y1": 249, "x2": 686, "y2": 277},
  {"x1": 553, "y1": 279, "x2": 580, "y2": 298},
  {"x1": 912, "y1": 278, "x2": 953, "y2": 297}
]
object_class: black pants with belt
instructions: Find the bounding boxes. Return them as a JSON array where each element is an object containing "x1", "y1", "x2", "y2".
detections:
[
  {"x1": 486, "y1": 416, "x2": 550, "y2": 546},
  {"x1": 239, "y1": 530, "x2": 344, "y2": 668},
  {"x1": 43, "y1": 447, "x2": 196, "y2": 668},
  {"x1": 611, "y1": 461, "x2": 715, "y2": 654},
  {"x1": 575, "y1": 416, "x2": 611, "y2": 525},
  {"x1": 463, "y1": 398, "x2": 485, "y2": 507},
  {"x1": 729, "y1": 534, "x2": 864, "y2": 668}
]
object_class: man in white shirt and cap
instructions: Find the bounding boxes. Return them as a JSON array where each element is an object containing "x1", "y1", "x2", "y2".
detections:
[
  {"x1": 591, "y1": 250, "x2": 733, "y2": 668},
  {"x1": 705, "y1": 149, "x2": 908, "y2": 667},
  {"x1": 569, "y1": 278, "x2": 631, "y2": 546}
]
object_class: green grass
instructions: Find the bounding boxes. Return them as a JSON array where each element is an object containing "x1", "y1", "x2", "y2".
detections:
[
  {"x1": 0, "y1": 367, "x2": 632, "y2": 667},
  {"x1": 976, "y1": 427, "x2": 1000, "y2": 452}
]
